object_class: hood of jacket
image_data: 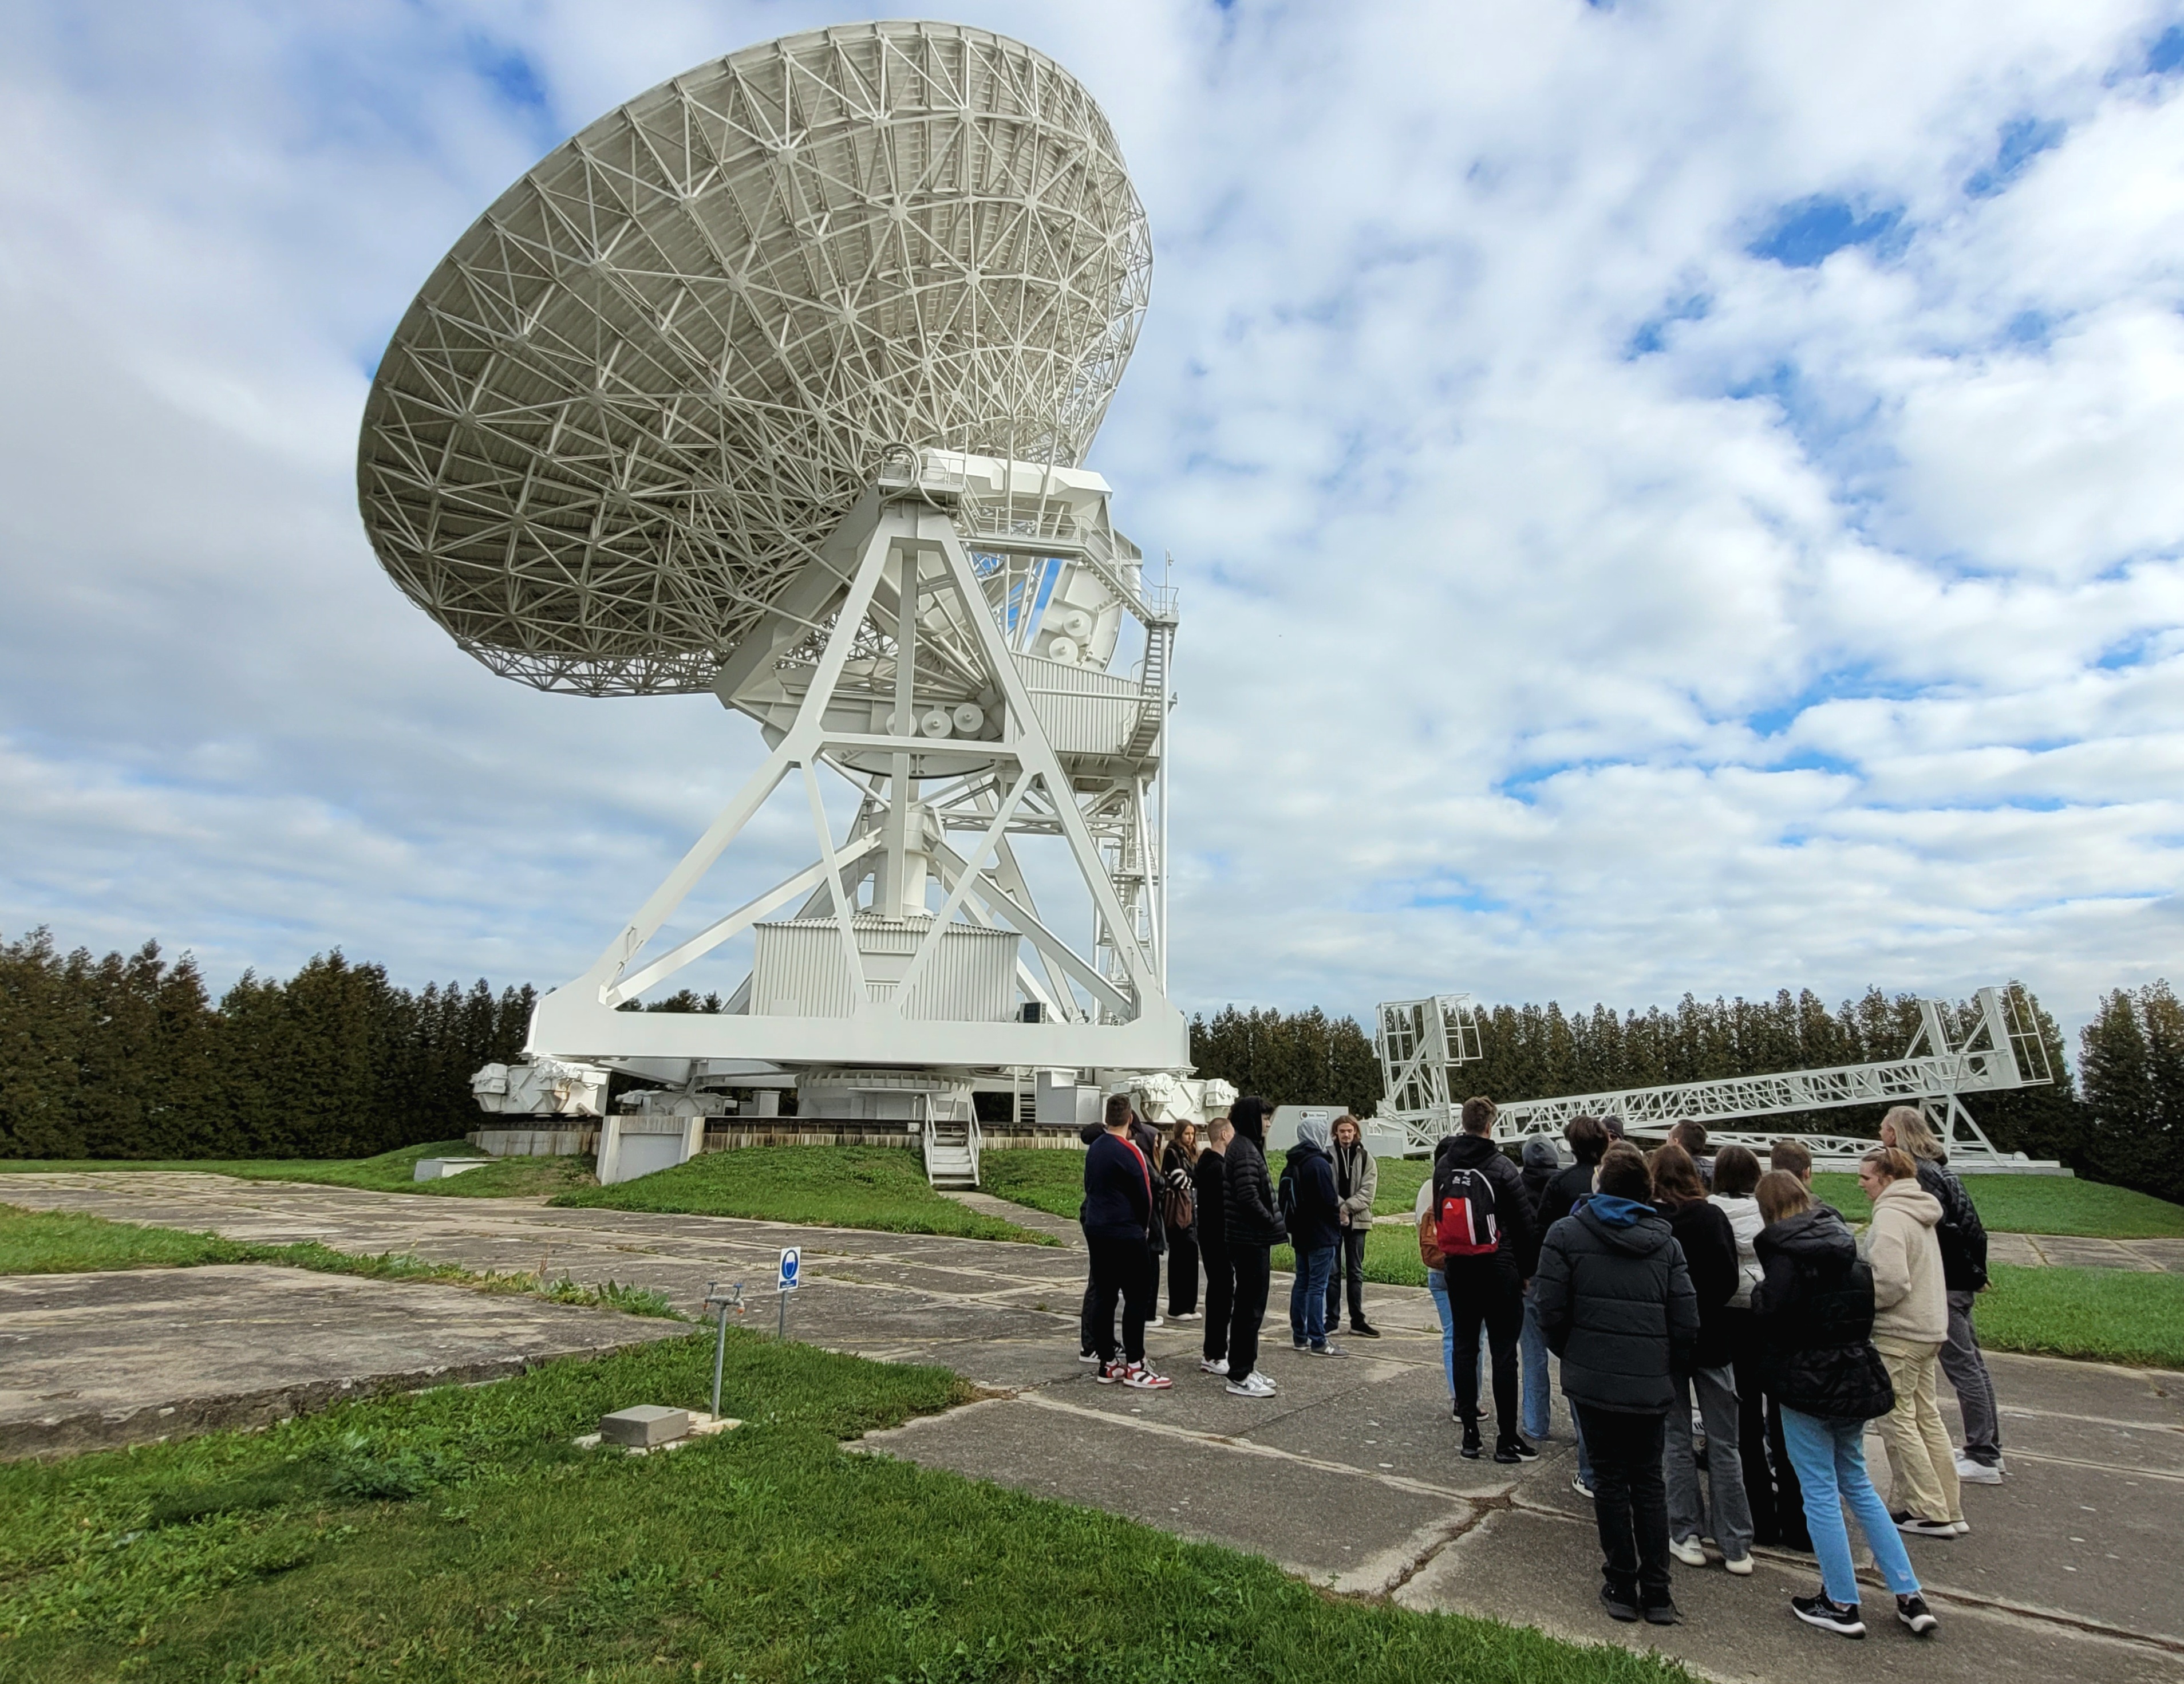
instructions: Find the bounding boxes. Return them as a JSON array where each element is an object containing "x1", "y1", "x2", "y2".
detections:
[
  {"x1": 1437, "y1": 1132, "x2": 1504, "y2": 1172},
  {"x1": 1521, "y1": 1136, "x2": 1561, "y2": 1173},
  {"x1": 1296, "y1": 1115, "x2": 1333, "y2": 1153},
  {"x1": 1287, "y1": 1137, "x2": 1329, "y2": 1165},
  {"x1": 1764, "y1": 1206, "x2": 1857, "y2": 1264},
  {"x1": 1576, "y1": 1195, "x2": 1674, "y2": 1256},
  {"x1": 1230, "y1": 1097, "x2": 1270, "y2": 1147},
  {"x1": 1872, "y1": 1177, "x2": 1942, "y2": 1229}
]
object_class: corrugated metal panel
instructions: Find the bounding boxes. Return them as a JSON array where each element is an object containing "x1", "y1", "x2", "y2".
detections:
[
  {"x1": 1013, "y1": 652, "x2": 1139, "y2": 755},
  {"x1": 752, "y1": 917, "x2": 1019, "y2": 1022}
]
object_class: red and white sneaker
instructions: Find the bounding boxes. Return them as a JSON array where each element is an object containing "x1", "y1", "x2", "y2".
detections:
[
  {"x1": 1121, "y1": 1362, "x2": 1172, "y2": 1390},
  {"x1": 1094, "y1": 1358, "x2": 1126, "y2": 1384}
]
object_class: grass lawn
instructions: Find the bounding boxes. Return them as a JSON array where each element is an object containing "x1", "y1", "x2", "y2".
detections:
[
  {"x1": 0, "y1": 1331, "x2": 1686, "y2": 1683},
  {"x1": 0, "y1": 1204, "x2": 675, "y2": 1318},
  {"x1": 1807, "y1": 1171, "x2": 2184, "y2": 1238},
  {"x1": 1970, "y1": 1264, "x2": 2184, "y2": 1370},
  {"x1": 551, "y1": 1146, "x2": 1053, "y2": 1245},
  {"x1": 0, "y1": 1139, "x2": 598, "y2": 1201}
]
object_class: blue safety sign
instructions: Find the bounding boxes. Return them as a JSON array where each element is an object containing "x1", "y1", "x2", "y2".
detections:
[{"x1": 777, "y1": 1246, "x2": 800, "y2": 1292}]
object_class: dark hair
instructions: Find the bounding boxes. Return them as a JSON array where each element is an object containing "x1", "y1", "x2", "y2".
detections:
[
  {"x1": 1649, "y1": 1141, "x2": 1707, "y2": 1205},
  {"x1": 1595, "y1": 1141, "x2": 1652, "y2": 1202},
  {"x1": 1711, "y1": 1143, "x2": 1762, "y2": 1198},
  {"x1": 1460, "y1": 1095, "x2": 1498, "y2": 1135},
  {"x1": 1601, "y1": 1115, "x2": 1626, "y2": 1140},
  {"x1": 1770, "y1": 1138, "x2": 1812, "y2": 1181},
  {"x1": 1669, "y1": 1120, "x2": 1708, "y2": 1155},
  {"x1": 1103, "y1": 1093, "x2": 1132, "y2": 1131},
  {"x1": 1756, "y1": 1169, "x2": 1811, "y2": 1225},
  {"x1": 1563, "y1": 1114, "x2": 1609, "y2": 1166}
]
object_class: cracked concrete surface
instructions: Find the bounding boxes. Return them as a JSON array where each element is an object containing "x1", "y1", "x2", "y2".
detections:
[{"x1": 6, "y1": 1171, "x2": 2182, "y2": 1680}]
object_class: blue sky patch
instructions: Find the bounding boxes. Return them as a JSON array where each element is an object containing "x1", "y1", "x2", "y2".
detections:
[
  {"x1": 2150, "y1": 25, "x2": 2184, "y2": 74},
  {"x1": 1748, "y1": 196, "x2": 1907, "y2": 268},
  {"x1": 1967, "y1": 116, "x2": 2066, "y2": 197}
]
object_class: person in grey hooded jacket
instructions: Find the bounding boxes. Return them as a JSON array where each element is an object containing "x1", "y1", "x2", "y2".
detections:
[{"x1": 1534, "y1": 1141, "x2": 1700, "y2": 1627}]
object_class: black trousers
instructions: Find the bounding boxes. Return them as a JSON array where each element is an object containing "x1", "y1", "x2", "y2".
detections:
[
  {"x1": 1763, "y1": 1393, "x2": 1811, "y2": 1551},
  {"x1": 1324, "y1": 1224, "x2": 1368, "y2": 1328},
  {"x1": 1227, "y1": 1243, "x2": 1272, "y2": 1379},
  {"x1": 1166, "y1": 1222, "x2": 1200, "y2": 1314},
  {"x1": 1723, "y1": 1309, "x2": 1799, "y2": 1547},
  {"x1": 1201, "y1": 1235, "x2": 1232, "y2": 1360},
  {"x1": 1086, "y1": 1230, "x2": 1156, "y2": 1365},
  {"x1": 1573, "y1": 1403, "x2": 1673, "y2": 1608},
  {"x1": 1445, "y1": 1252, "x2": 1522, "y2": 1435}
]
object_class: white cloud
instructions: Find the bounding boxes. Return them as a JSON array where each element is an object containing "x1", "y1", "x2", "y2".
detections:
[{"x1": 1, "y1": 0, "x2": 2180, "y2": 1059}]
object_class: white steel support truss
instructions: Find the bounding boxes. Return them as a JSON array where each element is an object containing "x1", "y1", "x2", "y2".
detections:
[
  {"x1": 1376, "y1": 985, "x2": 2056, "y2": 1169},
  {"x1": 527, "y1": 464, "x2": 1188, "y2": 1076}
]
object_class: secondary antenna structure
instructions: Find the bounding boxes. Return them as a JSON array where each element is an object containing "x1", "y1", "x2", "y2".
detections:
[
  {"x1": 357, "y1": 23, "x2": 1187, "y2": 1154},
  {"x1": 1374, "y1": 986, "x2": 2061, "y2": 1172}
]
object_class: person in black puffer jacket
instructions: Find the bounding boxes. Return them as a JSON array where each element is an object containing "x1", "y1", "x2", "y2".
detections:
[
  {"x1": 1194, "y1": 1116, "x2": 1234, "y2": 1374},
  {"x1": 1882, "y1": 1106, "x2": 2003, "y2": 1482},
  {"x1": 1221, "y1": 1097, "x2": 1286, "y2": 1397},
  {"x1": 1752, "y1": 1171, "x2": 1936, "y2": 1640},
  {"x1": 1534, "y1": 1141, "x2": 1697, "y2": 1624},
  {"x1": 1651, "y1": 1142, "x2": 1754, "y2": 1573}
]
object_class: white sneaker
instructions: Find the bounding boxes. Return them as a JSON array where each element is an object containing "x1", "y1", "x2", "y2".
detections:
[
  {"x1": 1121, "y1": 1362, "x2": 1172, "y2": 1391},
  {"x1": 1669, "y1": 1537, "x2": 1707, "y2": 1568},
  {"x1": 1723, "y1": 1554, "x2": 1754, "y2": 1576},
  {"x1": 1954, "y1": 1452, "x2": 2004, "y2": 1484},
  {"x1": 1198, "y1": 1355, "x2": 1230, "y2": 1376},
  {"x1": 1172, "y1": 1311, "x2": 1201, "y2": 1322},
  {"x1": 1951, "y1": 1520, "x2": 1970, "y2": 1536},
  {"x1": 1078, "y1": 1350, "x2": 1100, "y2": 1364},
  {"x1": 1225, "y1": 1370, "x2": 1278, "y2": 1398}
]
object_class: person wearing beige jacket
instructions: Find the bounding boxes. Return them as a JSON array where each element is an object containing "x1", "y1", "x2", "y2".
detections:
[{"x1": 1860, "y1": 1147, "x2": 1962, "y2": 1537}]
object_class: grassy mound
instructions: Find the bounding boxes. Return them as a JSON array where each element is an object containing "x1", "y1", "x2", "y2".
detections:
[{"x1": 551, "y1": 1146, "x2": 1052, "y2": 1244}]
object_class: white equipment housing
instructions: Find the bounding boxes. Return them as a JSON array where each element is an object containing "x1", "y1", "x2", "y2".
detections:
[
  {"x1": 1374, "y1": 985, "x2": 2063, "y2": 1172},
  {"x1": 470, "y1": 1058, "x2": 609, "y2": 1119}
]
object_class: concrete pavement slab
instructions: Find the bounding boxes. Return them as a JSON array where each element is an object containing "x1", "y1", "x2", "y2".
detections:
[
  {"x1": 1396, "y1": 1505, "x2": 2183, "y2": 1684},
  {"x1": 0, "y1": 1264, "x2": 681, "y2": 1460}
]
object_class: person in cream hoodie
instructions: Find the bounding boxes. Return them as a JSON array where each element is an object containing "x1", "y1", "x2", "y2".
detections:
[{"x1": 1859, "y1": 1146, "x2": 1963, "y2": 1539}]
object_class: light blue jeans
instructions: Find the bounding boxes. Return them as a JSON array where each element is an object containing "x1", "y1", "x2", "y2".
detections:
[
  {"x1": 1289, "y1": 1243, "x2": 1337, "y2": 1347},
  {"x1": 1779, "y1": 1407, "x2": 1922, "y2": 1607},
  {"x1": 1519, "y1": 1287, "x2": 1553, "y2": 1441}
]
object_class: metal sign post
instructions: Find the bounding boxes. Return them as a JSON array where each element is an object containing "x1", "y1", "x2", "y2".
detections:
[
  {"x1": 701, "y1": 1279, "x2": 745, "y2": 1417},
  {"x1": 776, "y1": 1247, "x2": 800, "y2": 1340}
]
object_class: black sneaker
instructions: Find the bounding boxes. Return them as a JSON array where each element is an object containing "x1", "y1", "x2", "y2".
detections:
[
  {"x1": 1893, "y1": 1511, "x2": 1959, "y2": 1539},
  {"x1": 1600, "y1": 1584, "x2": 1639, "y2": 1623},
  {"x1": 1349, "y1": 1320, "x2": 1382, "y2": 1338},
  {"x1": 1460, "y1": 1422, "x2": 1483, "y2": 1460},
  {"x1": 1897, "y1": 1594, "x2": 1938, "y2": 1636},
  {"x1": 1642, "y1": 1600, "x2": 1682, "y2": 1626},
  {"x1": 1791, "y1": 1591, "x2": 1865, "y2": 1638},
  {"x1": 1496, "y1": 1435, "x2": 1539, "y2": 1463}
]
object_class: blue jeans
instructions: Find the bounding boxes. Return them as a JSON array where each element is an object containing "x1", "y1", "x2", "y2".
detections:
[
  {"x1": 1519, "y1": 1288, "x2": 1553, "y2": 1441},
  {"x1": 1779, "y1": 1407, "x2": 1923, "y2": 1606},
  {"x1": 1427, "y1": 1268, "x2": 1456, "y2": 1395},
  {"x1": 1289, "y1": 1243, "x2": 1337, "y2": 1347}
]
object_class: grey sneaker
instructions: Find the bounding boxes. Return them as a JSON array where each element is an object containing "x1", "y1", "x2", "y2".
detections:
[{"x1": 1308, "y1": 1342, "x2": 1346, "y2": 1358}]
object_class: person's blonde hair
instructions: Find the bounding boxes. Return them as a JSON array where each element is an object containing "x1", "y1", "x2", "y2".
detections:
[
  {"x1": 1861, "y1": 1145, "x2": 1917, "y2": 1183},
  {"x1": 1756, "y1": 1169, "x2": 1811, "y2": 1226},
  {"x1": 1883, "y1": 1105, "x2": 1945, "y2": 1163}
]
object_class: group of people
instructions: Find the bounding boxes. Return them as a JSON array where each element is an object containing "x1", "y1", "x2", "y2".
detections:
[
  {"x1": 1076, "y1": 1094, "x2": 1377, "y2": 1398},
  {"x1": 1076, "y1": 1089, "x2": 2003, "y2": 1642}
]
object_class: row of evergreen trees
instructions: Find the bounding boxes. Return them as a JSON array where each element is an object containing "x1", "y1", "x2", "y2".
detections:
[
  {"x1": 3, "y1": 925, "x2": 2174, "y2": 1200},
  {"x1": 1191, "y1": 981, "x2": 2178, "y2": 1201},
  {"x1": 0, "y1": 930, "x2": 532, "y2": 1160}
]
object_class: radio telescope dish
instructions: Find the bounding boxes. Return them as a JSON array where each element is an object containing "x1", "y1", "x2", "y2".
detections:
[{"x1": 358, "y1": 20, "x2": 1152, "y2": 696}]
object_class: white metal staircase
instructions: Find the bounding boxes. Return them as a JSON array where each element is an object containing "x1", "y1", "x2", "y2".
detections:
[{"x1": 922, "y1": 1113, "x2": 982, "y2": 1189}]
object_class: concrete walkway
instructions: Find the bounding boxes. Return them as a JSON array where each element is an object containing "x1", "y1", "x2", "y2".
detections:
[
  {"x1": 5, "y1": 1172, "x2": 2181, "y2": 1682},
  {"x1": 1988, "y1": 1232, "x2": 2184, "y2": 1272}
]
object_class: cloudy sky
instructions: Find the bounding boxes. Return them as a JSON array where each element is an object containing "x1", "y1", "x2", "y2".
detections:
[{"x1": 3, "y1": 0, "x2": 2181, "y2": 1045}]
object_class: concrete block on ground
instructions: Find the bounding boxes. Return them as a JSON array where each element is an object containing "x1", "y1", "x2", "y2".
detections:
[
  {"x1": 599, "y1": 1404, "x2": 691, "y2": 1447},
  {"x1": 413, "y1": 1158, "x2": 490, "y2": 1181}
]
